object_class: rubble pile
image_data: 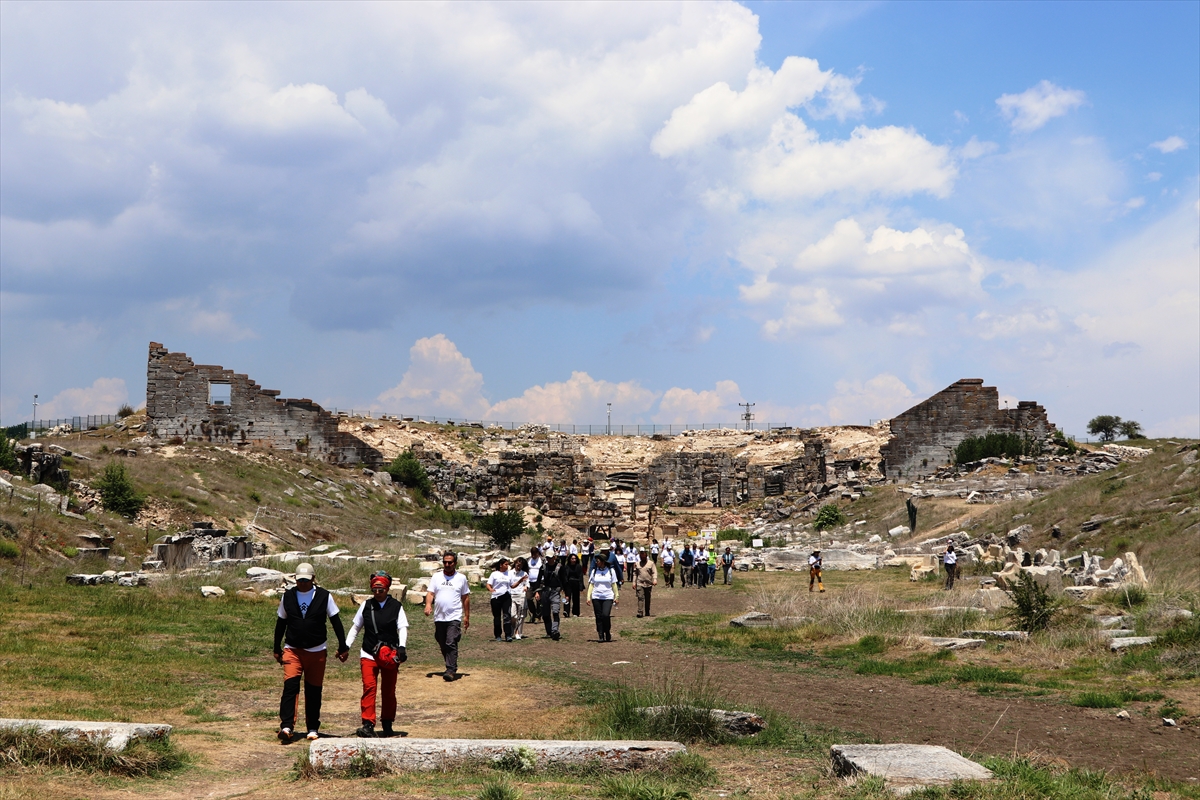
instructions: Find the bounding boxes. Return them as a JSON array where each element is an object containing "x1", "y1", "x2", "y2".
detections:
[{"x1": 141, "y1": 521, "x2": 265, "y2": 571}]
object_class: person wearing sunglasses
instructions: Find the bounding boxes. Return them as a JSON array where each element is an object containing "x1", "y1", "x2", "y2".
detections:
[{"x1": 425, "y1": 552, "x2": 470, "y2": 681}]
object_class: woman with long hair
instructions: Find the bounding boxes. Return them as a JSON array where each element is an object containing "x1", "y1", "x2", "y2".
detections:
[
  {"x1": 564, "y1": 553, "x2": 584, "y2": 618},
  {"x1": 510, "y1": 557, "x2": 529, "y2": 640}
]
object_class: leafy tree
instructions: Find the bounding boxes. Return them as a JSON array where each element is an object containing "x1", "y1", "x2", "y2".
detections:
[
  {"x1": 814, "y1": 503, "x2": 847, "y2": 531},
  {"x1": 95, "y1": 461, "x2": 145, "y2": 517},
  {"x1": 1003, "y1": 571, "x2": 1061, "y2": 632},
  {"x1": 476, "y1": 509, "x2": 528, "y2": 551},
  {"x1": 1086, "y1": 415, "x2": 1122, "y2": 442},
  {"x1": 0, "y1": 430, "x2": 18, "y2": 473},
  {"x1": 1118, "y1": 420, "x2": 1145, "y2": 440},
  {"x1": 387, "y1": 450, "x2": 431, "y2": 497}
]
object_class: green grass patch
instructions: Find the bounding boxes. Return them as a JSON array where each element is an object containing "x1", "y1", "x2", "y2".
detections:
[
  {"x1": 1072, "y1": 688, "x2": 1165, "y2": 708},
  {"x1": 0, "y1": 726, "x2": 189, "y2": 777},
  {"x1": 954, "y1": 665, "x2": 1023, "y2": 684}
]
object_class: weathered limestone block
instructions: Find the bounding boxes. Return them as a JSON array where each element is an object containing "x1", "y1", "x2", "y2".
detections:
[
  {"x1": 0, "y1": 719, "x2": 171, "y2": 752},
  {"x1": 961, "y1": 630, "x2": 1028, "y2": 641},
  {"x1": 309, "y1": 738, "x2": 686, "y2": 772},
  {"x1": 831, "y1": 744, "x2": 993, "y2": 793},
  {"x1": 921, "y1": 637, "x2": 985, "y2": 650},
  {"x1": 1109, "y1": 636, "x2": 1155, "y2": 651}
]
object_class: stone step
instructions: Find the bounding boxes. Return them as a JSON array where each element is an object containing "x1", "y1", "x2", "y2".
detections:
[
  {"x1": 921, "y1": 637, "x2": 985, "y2": 650},
  {"x1": 308, "y1": 738, "x2": 685, "y2": 772},
  {"x1": 1109, "y1": 636, "x2": 1156, "y2": 651},
  {"x1": 1101, "y1": 629, "x2": 1138, "y2": 638},
  {"x1": 0, "y1": 719, "x2": 171, "y2": 751},
  {"x1": 961, "y1": 630, "x2": 1029, "y2": 642},
  {"x1": 832, "y1": 743, "x2": 993, "y2": 793}
]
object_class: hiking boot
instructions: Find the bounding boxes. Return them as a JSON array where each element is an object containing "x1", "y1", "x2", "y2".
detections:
[{"x1": 355, "y1": 720, "x2": 375, "y2": 738}]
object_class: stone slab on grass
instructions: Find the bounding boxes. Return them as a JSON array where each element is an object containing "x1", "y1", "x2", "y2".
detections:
[
  {"x1": 832, "y1": 744, "x2": 993, "y2": 795},
  {"x1": 309, "y1": 738, "x2": 685, "y2": 772},
  {"x1": 961, "y1": 630, "x2": 1029, "y2": 642},
  {"x1": 921, "y1": 636, "x2": 985, "y2": 650},
  {"x1": 0, "y1": 719, "x2": 171, "y2": 752},
  {"x1": 1109, "y1": 636, "x2": 1156, "y2": 651}
]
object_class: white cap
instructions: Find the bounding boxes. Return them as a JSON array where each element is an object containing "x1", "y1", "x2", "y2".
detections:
[{"x1": 295, "y1": 563, "x2": 315, "y2": 580}]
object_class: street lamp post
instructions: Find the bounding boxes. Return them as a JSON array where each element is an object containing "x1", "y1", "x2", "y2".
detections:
[
  {"x1": 606, "y1": 403, "x2": 611, "y2": 436},
  {"x1": 32, "y1": 394, "x2": 39, "y2": 438}
]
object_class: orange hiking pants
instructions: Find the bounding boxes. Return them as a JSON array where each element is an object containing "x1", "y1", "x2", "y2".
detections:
[
  {"x1": 360, "y1": 658, "x2": 397, "y2": 724},
  {"x1": 280, "y1": 648, "x2": 327, "y2": 732}
]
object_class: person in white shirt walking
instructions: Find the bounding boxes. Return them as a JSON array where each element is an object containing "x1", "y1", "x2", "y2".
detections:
[
  {"x1": 486, "y1": 558, "x2": 515, "y2": 642},
  {"x1": 509, "y1": 558, "x2": 529, "y2": 640},
  {"x1": 424, "y1": 552, "x2": 471, "y2": 681},
  {"x1": 345, "y1": 571, "x2": 408, "y2": 738},
  {"x1": 661, "y1": 544, "x2": 675, "y2": 588},
  {"x1": 943, "y1": 544, "x2": 959, "y2": 590},
  {"x1": 587, "y1": 546, "x2": 620, "y2": 642}
]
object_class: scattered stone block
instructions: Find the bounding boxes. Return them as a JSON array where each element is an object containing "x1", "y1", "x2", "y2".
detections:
[
  {"x1": 0, "y1": 719, "x2": 171, "y2": 752},
  {"x1": 921, "y1": 637, "x2": 985, "y2": 650},
  {"x1": 961, "y1": 630, "x2": 1029, "y2": 642},
  {"x1": 309, "y1": 738, "x2": 686, "y2": 772},
  {"x1": 1064, "y1": 586, "x2": 1103, "y2": 599},
  {"x1": 1109, "y1": 636, "x2": 1155, "y2": 651},
  {"x1": 405, "y1": 589, "x2": 426, "y2": 605},
  {"x1": 236, "y1": 588, "x2": 260, "y2": 600},
  {"x1": 831, "y1": 743, "x2": 993, "y2": 794},
  {"x1": 730, "y1": 612, "x2": 775, "y2": 628},
  {"x1": 200, "y1": 585, "x2": 225, "y2": 598},
  {"x1": 246, "y1": 566, "x2": 285, "y2": 582},
  {"x1": 637, "y1": 707, "x2": 765, "y2": 736}
]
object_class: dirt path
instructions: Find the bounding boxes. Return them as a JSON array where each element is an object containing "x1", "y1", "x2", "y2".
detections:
[{"x1": 464, "y1": 584, "x2": 1200, "y2": 783}]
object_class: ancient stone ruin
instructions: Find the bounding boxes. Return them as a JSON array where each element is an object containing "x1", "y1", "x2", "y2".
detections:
[
  {"x1": 142, "y1": 521, "x2": 265, "y2": 571},
  {"x1": 146, "y1": 343, "x2": 382, "y2": 466},
  {"x1": 880, "y1": 379, "x2": 1052, "y2": 480}
]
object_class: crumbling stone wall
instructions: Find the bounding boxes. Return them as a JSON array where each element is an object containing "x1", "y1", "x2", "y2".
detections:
[
  {"x1": 880, "y1": 379, "x2": 1052, "y2": 480},
  {"x1": 145, "y1": 343, "x2": 382, "y2": 466},
  {"x1": 635, "y1": 439, "x2": 826, "y2": 508}
]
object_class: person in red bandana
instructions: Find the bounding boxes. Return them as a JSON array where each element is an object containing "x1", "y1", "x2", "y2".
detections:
[{"x1": 346, "y1": 571, "x2": 409, "y2": 737}]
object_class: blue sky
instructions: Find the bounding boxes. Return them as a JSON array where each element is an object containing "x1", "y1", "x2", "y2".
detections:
[{"x1": 1, "y1": 1, "x2": 1197, "y2": 437}]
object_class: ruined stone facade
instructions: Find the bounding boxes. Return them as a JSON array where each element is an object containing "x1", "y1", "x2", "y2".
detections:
[
  {"x1": 880, "y1": 379, "x2": 1052, "y2": 480},
  {"x1": 145, "y1": 343, "x2": 382, "y2": 466},
  {"x1": 414, "y1": 438, "x2": 827, "y2": 529}
]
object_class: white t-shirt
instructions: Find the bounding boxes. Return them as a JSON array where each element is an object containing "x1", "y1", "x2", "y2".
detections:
[
  {"x1": 944, "y1": 550, "x2": 958, "y2": 566},
  {"x1": 661, "y1": 548, "x2": 674, "y2": 566},
  {"x1": 650, "y1": 544, "x2": 659, "y2": 555},
  {"x1": 568, "y1": 543, "x2": 579, "y2": 556},
  {"x1": 589, "y1": 566, "x2": 617, "y2": 600},
  {"x1": 429, "y1": 571, "x2": 471, "y2": 622},
  {"x1": 541, "y1": 541, "x2": 555, "y2": 555},
  {"x1": 809, "y1": 554, "x2": 821, "y2": 568},
  {"x1": 527, "y1": 556, "x2": 542, "y2": 581},
  {"x1": 347, "y1": 599, "x2": 409, "y2": 661},
  {"x1": 276, "y1": 588, "x2": 340, "y2": 652},
  {"x1": 625, "y1": 550, "x2": 638, "y2": 564},
  {"x1": 509, "y1": 569, "x2": 528, "y2": 598},
  {"x1": 487, "y1": 570, "x2": 513, "y2": 599}
]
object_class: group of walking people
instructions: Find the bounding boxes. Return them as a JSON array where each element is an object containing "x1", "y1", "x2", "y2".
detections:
[{"x1": 272, "y1": 537, "x2": 737, "y2": 743}]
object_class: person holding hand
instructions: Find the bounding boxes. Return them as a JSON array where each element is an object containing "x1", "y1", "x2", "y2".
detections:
[{"x1": 346, "y1": 571, "x2": 408, "y2": 738}]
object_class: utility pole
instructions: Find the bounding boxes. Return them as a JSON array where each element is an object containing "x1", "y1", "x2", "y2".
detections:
[
  {"x1": 739, "y1": 402, "x2": 755, "y2": 431},
  {"x1": 606, "y1": 403, "x2": 612, "y2": 436}
]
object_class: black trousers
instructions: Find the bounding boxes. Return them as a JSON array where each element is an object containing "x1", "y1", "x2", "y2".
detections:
[
  {"x1": 491, "y1": 593, "x2": 513, "y2": 639},
  {"x1": 592, "y1": 598, "x2": 613, "y2": 640},
  {"x1": 566, "y1": 587, "x2": 581, "y2": 616}
]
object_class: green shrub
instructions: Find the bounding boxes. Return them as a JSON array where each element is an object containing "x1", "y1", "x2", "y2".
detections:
[
  {"x1": 814, "y1": 503, "x2": 846, "y2": 531},
  {"x1": 0, "y1": 539, "x2": 19, "y2": 559},
  {"x1": 954, "y1": 431, "x2": 1037, "y2": 464},
  {"x1": 1104, "y1": 585, "x2": 1148, "y2": 608},
  {"x1": 117, "y1": 404, "x2": 135, "y2": 418},
  {"x1": 476, "y1": 509, "x2": 528, "y2": 551},
  {"x1": 495, "y1": 746, "x2": 537, "y2": 773},
  {"x1": 387, "y1": 450, "x2": 431, "y2": 497},
  {"x1": 600, "y1": 774, "x2": 691, "y2": 800},
  {"x1": 248, "y1": 490, "x2": 262, "y2": 503},
  {"x1": 61, "y1": 546, "x2": 79, "y2": 558},
  {"x1": 0, "y1": 430, "x2": 18, "y2": 472},
  {"x1": 94, "y1": 461, "x2": 145, "y2": 517},
  {"x1": 1002, "y1": 571, "x2": 1061, "y2": 632}
]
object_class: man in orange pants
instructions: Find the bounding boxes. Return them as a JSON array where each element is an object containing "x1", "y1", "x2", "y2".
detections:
[
  {"x1": 273, "y1": 562, "x2": 349, "y2": 743},
  {"x1": 346, "y1": 571, "x2": 409, "y2": 737}
]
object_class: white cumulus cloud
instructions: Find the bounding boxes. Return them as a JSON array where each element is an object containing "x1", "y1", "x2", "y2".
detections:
[
  {"x1": 654, "y1": 380, "x2": 743, "y2": 423},
  {"x1": 823, "y1": 374, "x2": 917, "y2": 425},
  {"x1": 996, "y1": 80, "x2": 1085, "y2": 132},
  {"x1": 1150, "y1": 135, "x2": 1187, "y2": 154},
  {"x1": 377, "y1": 334, "x2": 490, "y2": 418},
  {"x1": 37, "y1": 378, "x2": 129, "y2": 419}
]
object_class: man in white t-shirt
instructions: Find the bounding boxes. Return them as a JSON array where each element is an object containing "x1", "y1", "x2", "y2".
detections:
[{"x1": 424, "y1": 552, "x2": 471, "y2": 681}]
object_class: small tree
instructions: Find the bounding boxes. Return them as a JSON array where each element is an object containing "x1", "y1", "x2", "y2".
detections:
[
  {"x1": 476, "y1": 509, "x2": 527, "y2": 551},
  {"x1": 95, "y1": 461, "x2": 145, "y2": 517},
  {"x1": 0, "y1": 430, "x2": 18, "y2": 473},
  {"x1": 387, "y1": 450, "x2": 431, "y2": 497},
  {"x1": 1086, "y1": 415, "x2": 1122, "y2": 442},
  {"x1": 814, "y1": 503, "x2": 847, "y2": 531},
  {"x1": 1003, "y1": 571, "x2": 1061, "y2": 632},
  {"x1": 1118, "y1": 420, "x2": 1145, "y2": 440}
]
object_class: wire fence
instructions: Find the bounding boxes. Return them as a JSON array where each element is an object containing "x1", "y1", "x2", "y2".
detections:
[{"x1": 6, "y1": 415, "x2": 122, "y2": 436}]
